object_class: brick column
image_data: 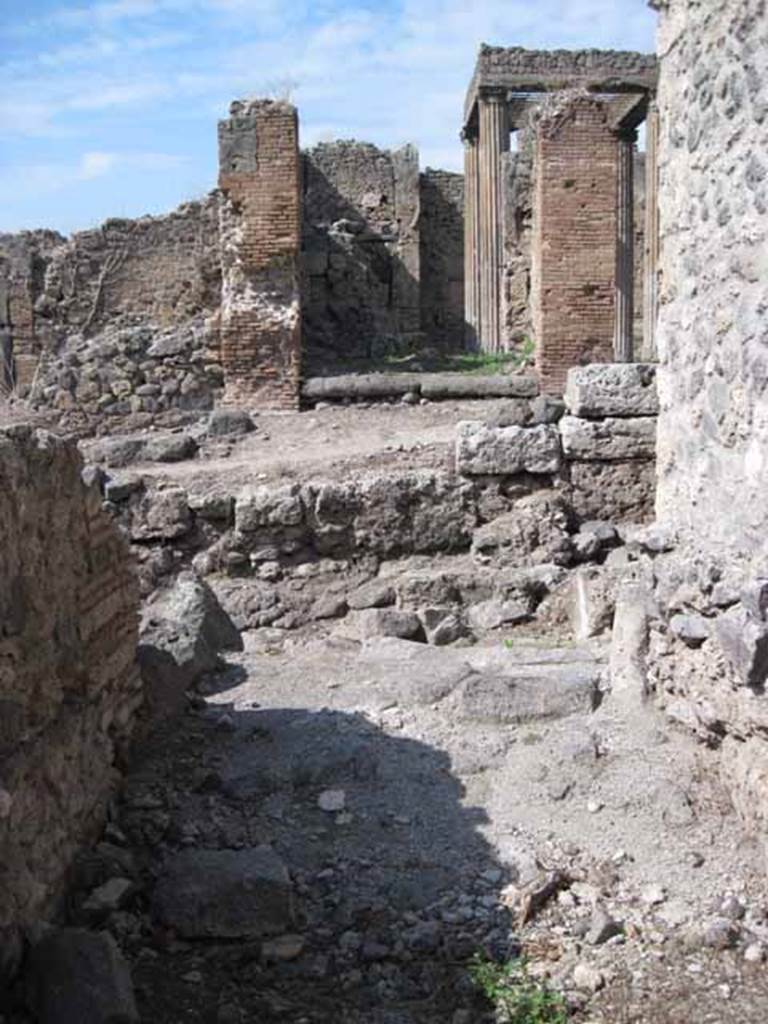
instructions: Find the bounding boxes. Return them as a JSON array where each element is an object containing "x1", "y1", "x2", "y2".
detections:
[
  {"x1": 462, "y1": 129, "x2": 480, "y2": 348},
  {"x1": 478, "y1": 92, "x2": 509, "y2": 352},
  {"x1": 218, "y1": 99, "x2": 302, "y2": 411},
  {"x1": 614, "y1": 127, "x2": 636, "y2": 362},
  {"x1": 532, "y1": 97, "x2": 619, "y2": 394},
  {"x1": 642, "y1": 101, "x2": 660, "y2": 361}
]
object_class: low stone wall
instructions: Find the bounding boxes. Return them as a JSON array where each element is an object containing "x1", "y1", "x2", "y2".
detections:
[
  {"x1": 0, "y1": 424, "x2": 141, "y2": 981},
  {"x1": 456, "y1": 363, "x2": 658, "y2": 524}
]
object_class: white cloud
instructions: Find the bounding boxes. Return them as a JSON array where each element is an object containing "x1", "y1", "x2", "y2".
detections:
[
  {"x1": 79, "y1": 150, "x2": 117, "y2": 178},
  {"x1": 0, "y1": 0, "x2": 658, "y2": 229}
]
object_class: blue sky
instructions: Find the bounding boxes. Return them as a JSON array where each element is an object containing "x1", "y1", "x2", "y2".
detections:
[{"x1": 0, "y1": 0, "x2": 657, "y2": 235}]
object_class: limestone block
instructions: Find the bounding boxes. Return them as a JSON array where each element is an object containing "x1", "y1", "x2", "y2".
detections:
[
  {"x1": 235, "y1": 484, "x2": 304, "y2": 532},
  {"x1": 559, "y1": 415, "x2": 657, "y2": 461},
  {"x1": 564, "y1": 363, "x2": 658, "y2": 418},
  {"x1": 153, "y1": 847, "x2": 294, "y2": 938},
  {"x1": 610, "y1": 580, "x2": 652, "y2": 706},
  {"x1": 456, "y1": 422, "x2": 561, "y2": 476}
]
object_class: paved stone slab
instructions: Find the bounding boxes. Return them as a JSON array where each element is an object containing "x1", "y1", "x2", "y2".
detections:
[
  {"x1": 153, "y1": 847, "x2": 294, "y2": 938},
  {"x1": 564, "y1": 364, "x2": 658, "y2": 419},
  {"x1": 456, "y1": 666, "x2": 600, "y2": 724},
  {"x1": 456, "y1": 422, "x2": 560, "y2": 476}
]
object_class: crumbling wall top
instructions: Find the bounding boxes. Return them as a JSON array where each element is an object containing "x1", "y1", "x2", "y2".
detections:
[{"x1": 464, "y1": 44, "x2": 658, "y2": 125}]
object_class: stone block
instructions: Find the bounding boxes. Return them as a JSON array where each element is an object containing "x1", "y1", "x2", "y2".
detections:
[
  {"x1": 559, "y1": 415, "x2": 657, "y2": 461},
  {"x1": 714, "y1": 607, "x2": 768, "y2": 690},
  {"x1": 153, "y1": 847, "x2": 294, "y2": 938},
  {"x1": 471, "y1": 492, "x2": 572, "y2": 568},
  {"x1": 421, "y1": 374, "x2": 538, "y2": 399},
  {"x1": 357, "y1": 608, "x2": 424, "y2": 641},
  {"x1": 456, "y1": 422, "x2": 561, "y2": 476},
  {"x1": 456, "y1": 667, "x2": 600, "y2": 724},
  {"x1": 25, "y1": 928, "x2": 138, "y2": 1024},
  {"x1": 235, "y1": 484, "x2": 305, "y2": 532},
  {"x1": 568, "y1": 461, "x2": 656, "y2": 523},
  {"x1": 564, "y1": 363, "x2": 658, "y2": 418}
]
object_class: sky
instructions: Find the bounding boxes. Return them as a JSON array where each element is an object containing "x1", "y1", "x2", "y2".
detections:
[{"x1": 0, "y1": 0, "x2": 658, "y2": 235}]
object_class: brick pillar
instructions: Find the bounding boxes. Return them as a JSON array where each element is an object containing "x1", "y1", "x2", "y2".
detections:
[
  {"x1": 642, "y1": 101, "x2": 660, "y2": 361},
  {"x1": 218, "y1": 99, "x2": 302, "y2": 410},
  {"x1": 532, "y1": 97, "x2": 619, "y2": 394},
  {"x1": 478, "y1": 92, "x2": 509, "y2": 352},
  {"x1": 614, "y1": 127, "x2": 636, "y2": 362},
  {"x1": 462, "y1": 129, "x2": 480, "y2": 348}
]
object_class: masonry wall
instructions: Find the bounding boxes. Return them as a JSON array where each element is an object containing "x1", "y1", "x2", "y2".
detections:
[
  {"x1": 644, "y1": 0, "x2": 768, "y2": 872},
  {"x1": 301, "y1": 141, "x2": 422, "y2": 367},
  {"x1": 0, "y1": 424, "x2": 140, "y2": 980},
  {"x1": 419, "y1": 169, "x2": 465, "y2": 350},
  {"x1": 531, "y1": 98, "x2": 619, "y2": 395},
  {"x1": 0, "y1": 201, "x2": 224, "y2": 431}
]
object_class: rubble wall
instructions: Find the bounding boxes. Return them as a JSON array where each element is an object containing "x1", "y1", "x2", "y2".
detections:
[
  {"x1": 0, "y1": 425, "x2": 140, "y2": 979},
  {"x1": 645, "y1": 0, "x2": 768, "y2": 869},
  {"x1": 0, "y1": 201, "x2": 224, "y2": 431},
  {"x1": 419, "y1": 169, "x2": 465, "y2": 350},
  {"x1": 301, "y1": 141, "x2": 422, "y2": 365}
]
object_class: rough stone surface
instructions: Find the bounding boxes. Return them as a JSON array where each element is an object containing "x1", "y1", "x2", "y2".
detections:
[
  {"x1": 0, "y1": 425, "x2": 140, "y2": 979},
  {"x1": 456, "y1": 422, "x2": 560, "y2": 476},
  {"x1": 25, "y1": 928, "x2": 139, "y2": 1024},
  {"x1": 138, "y1": 572, "x2": 242, "y2": 719},
  {"x1": 564, "y1": 364, "x2": 659, "y2": 419},
  {"x1": 153, "y1": 847, "x2": 294, "y2": 938},
  {"x1": 471, "y1": 492, "x2": 572, "y2": 568},
  {"x1": 559, "y1": 415, "x2": 656, "y2": 462},
  {"x1": 567, "y1": 460, "x2": 656, "y2": 524}
]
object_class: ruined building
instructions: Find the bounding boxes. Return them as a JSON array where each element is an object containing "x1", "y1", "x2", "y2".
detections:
[
  {"x1": 1, "y1": 0, "x2": 768, "y2": 1019},
  {"x1": 462, "y1": 46, "x2": 658, "y2": 391}
]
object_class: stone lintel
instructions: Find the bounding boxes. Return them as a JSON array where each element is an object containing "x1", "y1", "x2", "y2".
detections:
[{"x1": 464, "y1": 44, "x2": 658, "y2": 127}]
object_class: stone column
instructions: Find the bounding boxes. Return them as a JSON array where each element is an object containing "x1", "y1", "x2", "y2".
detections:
[
  {"x1": 614, "y1": 127, "x2": 636, "y2": 362},
  {"x1": 478, "y1": 91, "x2": 509, "y2": 353},
  {"x1": 462, "y1": 129, "x2": 480, "y2": 348},
  {"x1": 642, "y1": 101, "x2": 660, "y2": 360}
]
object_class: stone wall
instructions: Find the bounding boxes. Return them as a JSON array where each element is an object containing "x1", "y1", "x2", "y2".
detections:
[
  {"x1": 218, "y1": 100, "x2": 302, "y2": 410},
  {"x1": 531, "y1": 96, "x2": 619, "y2": 395},
  {"x1": 301, "y1": 141, "x2": 422, "y2": 366},
  {"x1": 0, "y1": 200, "x2": 224, "y2": 430},
  {"x1": 0, "y1": 424, "x2": 140, "y2": 980},
  {"x1": 419, "y1": 169, "x2": 465, "y2": 350},
  {"x1": 638, "y1": 0, "x2": 768, "y2": 872},
  {"x1": 0, "y1": 231, "x2": 66, "y2": 391}
]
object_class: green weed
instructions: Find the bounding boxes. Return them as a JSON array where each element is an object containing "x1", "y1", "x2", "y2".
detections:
[{"x1": 469, "y1": 955, "x2": 568, "y2": 1024}]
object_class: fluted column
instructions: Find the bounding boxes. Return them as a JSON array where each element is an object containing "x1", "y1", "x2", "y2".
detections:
[
  {"x1": 478, "y1": 91, "x2": 509, "y2": 352},
  {"x1": 462, "y1": 130, "x2": 480, "y2": 349},
  {"x1": 642, "y1": 101, "x2": 660, "y2": 360},
  {"x1": 614, "y1": 127, "x2": 636, "y2": 362}
]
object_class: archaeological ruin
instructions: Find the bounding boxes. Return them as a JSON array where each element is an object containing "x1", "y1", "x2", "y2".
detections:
[{"x1": 1, "y1": 0, "x2": 768, "y2": 1021}]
